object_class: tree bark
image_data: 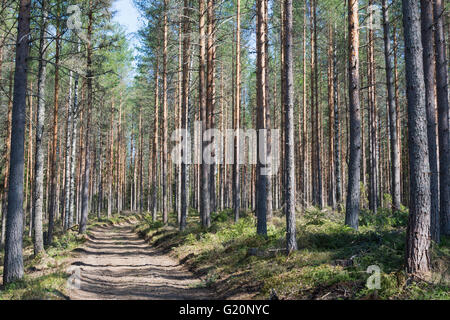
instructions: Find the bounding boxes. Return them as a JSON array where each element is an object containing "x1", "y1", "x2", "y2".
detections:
[
  {"x1": 345, "y1": 0, "x2": 361, "y2": 230},
  {"x1": 402, "y1": 0, "x2": 431, "y2": 275},
  {"x1": 32, "y1": 3, "x2": 48, "y2": 254},
  {"x1": 79, "y1": 1, "x2": 93, "y2": 234},
  {"x1": 207, "y1": 0, "x2": 216, "y2": 214},
  {"x1": 180, "y1": 0, "x2": 192, "y2": 231},
  {"x1": 69, "y1": 57, "x2": 80, "y2": 228},
  {"x1": 368, "y1": 0, "x2": 378, "y2": 215},
  {"x1": 382, "y1": 0, "x2": 402, "y2": 214},
  {"x1": 256, "y1": 0, "x2": 268, "y2": 236},
  {"x1": 333, "y1": 22, "x2": 341, "y2": 207},
  {"x1": 199, "y1": 0, "x2": 211, "y2": 228},
  {"x1": 152, "y1": 58, "x2": 159, "y2": 221},
  {"x1": 47, "y1": 6, "x2": 61, "y2": 243},
  {"x1": 1, "y1": 67, "x2": 13, "y2": 246},
  {"x1": 420, "y1": 0, "x2": 439, "y2": 242},
  {"x1": 3, "y1": 0, "x2": 31, "y2": 284},
  {"x1": 162, "y1": 0, "x2": 169, "y2": 224},
  {"x1": 233, "y1": 0, "x2": 241, "y2": 222},
  {"x1": 434, "y1": 0, "x2": 450, "y2": 236},
  {"x1": 63, "y1": 71, "x2": 73, "y2": 231},
  {"x1": 283, "y1": 0, "x2": 297, "y2": 252}
]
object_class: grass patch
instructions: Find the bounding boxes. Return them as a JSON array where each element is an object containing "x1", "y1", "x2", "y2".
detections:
[{"x1": 136, "y1": 207, "x2": 450, "y2": 300}]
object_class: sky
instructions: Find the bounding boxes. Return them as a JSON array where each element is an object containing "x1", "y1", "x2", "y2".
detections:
[{"x1": 111, "y1": 0, "x2": 141, "y2": 68}]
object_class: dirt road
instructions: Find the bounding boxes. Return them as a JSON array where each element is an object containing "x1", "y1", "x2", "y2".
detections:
[{"x1": 67, "y1": 222, "x2": 212, "y2": 300}]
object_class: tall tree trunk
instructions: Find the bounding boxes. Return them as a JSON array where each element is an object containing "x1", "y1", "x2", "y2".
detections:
[
  {"x1": 333, "y1": 22, "x2": 341, "y2": 207},
  {"x1": 345, "y1": 0, "x2": 361, "y2": 230},
  {"x1": 32, "y1": 5, "x2": 47, "y2": 250},
  {"x1": 63, "y1": 71, "x2": 73, "y2": 231},
  {"x1": 233, "y1": 0, "x2": 241, "y2": 222},
  {"x1": 25, "y1": 83, "x2": 33, "y2": 233},
  {"x1": 327, "y1": 23, "x2": 336, "y2": 209},
  {"x1": 139, "y1": 105, "x2": 143, "y2": 213},
  {"x1": 152, "y1": 58, "x2": 159, "y2": 221},
  {"x1": 1, "y1": 67, "x2": 13, "y2": 246},
  {"x1": 283, "y1": 0, "x2": 297, "y2": 252},
  {"x1": 302, "y1": 0, "x2": 308, "y2": 207},
  {"x1": 382, "y1": 0, "x2": 401, "y2": 213},
  {"x1": 434, "y1": 0, "x2": 450, "y2": 236},
  {"x1": 162, "y1": 0, "x2": 169, "y2": 224},
  {"x1": 199, "y1": 0, "x2": 210, "y2": 228},
  {"x1": 264, "y1": 0, "x2": 272, "y2": 220},
  {"x1": 108, "y1": 99, "x2": 114, "y2": 218},
  {"x1": 3, "y1": 0, "x2": 31, "y2": 284},
  {"x1": 402, "y1": 0, "x2": 431, "y2": 275},
  {"x1": 420, "y1": 0, "x2": 439, "y2": 242},
  {"x1": 177, "y1": 18, "x2": 183, "y2": 224},
  {"x1": 368, "y1": 1, "x2": 378, "y2": 215},
  {"x1": 79, "y1": 2, "x2": 93, "y2": 234},
  {"x1": 69, "y1": 59, "x2": 80, "y2": 228},
  {"x1": 256, "y1": 0, "x2": 268, "y2": 236},
  {"x1": 180, "y1": 0, "x2": 192, "y2": 231},
  {"x1": 47, "y1": 6, "x2": 61, "y2": 243},
  {"x1": 207, "y1": 0, "x2": 216, "y2": 214}
]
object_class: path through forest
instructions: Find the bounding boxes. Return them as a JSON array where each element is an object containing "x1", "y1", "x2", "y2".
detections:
[{"x1": 68, "y1": 221, "x2": 212, "y2": 300}]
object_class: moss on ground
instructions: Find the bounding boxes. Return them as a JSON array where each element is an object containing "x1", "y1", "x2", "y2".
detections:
[{"x1": 136, "y1": 207, "x2": 450, "y2": 300}]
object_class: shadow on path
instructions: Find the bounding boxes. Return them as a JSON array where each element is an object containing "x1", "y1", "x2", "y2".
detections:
[{"x1": 68, "y1": 222, "x2": 212, "y2": 300}]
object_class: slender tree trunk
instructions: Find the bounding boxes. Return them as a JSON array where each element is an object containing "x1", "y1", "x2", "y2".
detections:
[
  {"x1": 233, "y1": 0, "x2": 241, "y2": 222},
  {"x1": 420, "y1": 0, "x2": 440, "y2": 242},
  {"x1": 139, "y1": 105, "x2": 143, "y2": 213},
  {"x1": 152, "y1": 59, "x2": 159, "y2": 221},
  {"x1": 69, "y1": 62, "x2": 80, "y2": 228},
  {"x1": 434, "y1": 0, "x2": 450, "y2": 236},
  {"x1": 264, "y1": 0, "x2": 272, "y2": 220},
  {"x1": 47, "y1": 7, "x2": 61, "y2": 243},
  {"x1": 25, "y1": 83, "x2": 33, "y2": 233},
  {"x1": 3, "y1": 0, "x2": 31, "y2": 284},
  {"x1": 27, "y1": 83, "x2": 34, "y2": 237},
  {"x1": 328, "y1": 24, "x2": 336, "y2": 209},
  {"x1": 79, "y1": 2, "x2": 93, "y2": 234},
  {"x1": 199, "y1": 0, "x2": 210, "y2": 228},
  {"x1": 382, "y1": 0, "x2": 401, "y2": 213},
  {"x1": 402, "y1": 0, "x2": 431, "y2": 275},
  {"x1": 302, "y1": 1, "x2": 308, "y2": 208},
  {"x1": 177, "y1": 18, "x2": 182, "y2": 224},
  {"x1": 162, "y1": 0, "x2": 169, "y2": 224},
  {"x1": 63, "y1": 71, "x2": 73, "y2": 231},
  {"x1": 333, "y1": 22, "x2": 341, "y2": 207},
  {"x1": 345, "y1": 0, "x2": 361, "y2": 230},
  {"x1": 180, "y1": 0, "x2": 192, "y2": 231},
  {"x1": 368, "y1": 1, "x2": 378, "y2": 215},
  {"x1": 283, "y1": 0, "x2": 297, "y2": 252},
  {"x1": 256, "y1": 0, "x2": 268, "y2": 236},
  {"x1": 207, "y1": 0, "x2": 216, "y2": 214},
  {"x1": 1, "y1": 68, "x2": 13, "y2": 246}
]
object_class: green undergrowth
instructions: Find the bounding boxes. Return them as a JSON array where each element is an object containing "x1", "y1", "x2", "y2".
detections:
[
  {"x1": 136, "y1": 207, "x2": 450, "y2": 300},
  {"x1": 0, "y1": 211, "x2": 131, "y2": 300}
]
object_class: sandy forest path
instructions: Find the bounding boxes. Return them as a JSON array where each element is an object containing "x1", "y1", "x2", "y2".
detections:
[{"x1": 67, "y1": 221, "x2": 212, "y2": 300}]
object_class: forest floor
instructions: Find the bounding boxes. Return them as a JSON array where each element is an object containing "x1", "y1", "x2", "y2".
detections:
[
  {"x1": 135, "y1": 208, "x2": 450, "y2": 300},
  {"x1": 1, "y1": 208, "x2": 449, "y2": 300},
  {"x1": 0, "y1": 214, "x2": 213, "y2": 300}
]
